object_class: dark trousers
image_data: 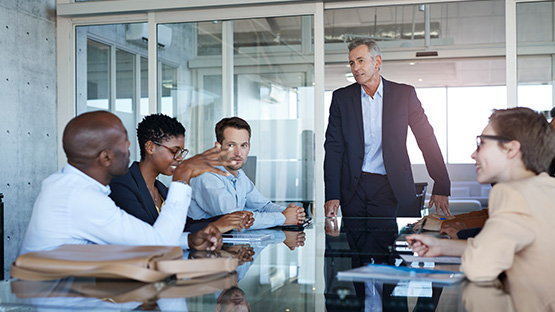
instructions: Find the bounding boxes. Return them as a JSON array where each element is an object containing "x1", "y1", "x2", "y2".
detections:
[{"x1": 341, "y1": 173, "x2": 398, "y2": 218}]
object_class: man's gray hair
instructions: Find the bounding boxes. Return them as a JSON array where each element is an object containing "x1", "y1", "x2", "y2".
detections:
[{"x1": 348, "y1": 38, "x2": 382, "y2": 60}]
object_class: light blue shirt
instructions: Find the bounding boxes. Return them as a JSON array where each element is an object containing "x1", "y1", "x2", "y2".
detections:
[
  {"x1": 20, "y1": 164, "x2": 192, "y2": 254},
  {"x1": 188, "y1": 166, "x2": 286, "y2": 229},
  {"x1": 361, "y1": 77, "x2": 386, "y2": 175}
]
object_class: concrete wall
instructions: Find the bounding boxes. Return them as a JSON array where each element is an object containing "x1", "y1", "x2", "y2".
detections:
[{"x1": 0, "y1": 0, "x2": 57, "y2": 279}]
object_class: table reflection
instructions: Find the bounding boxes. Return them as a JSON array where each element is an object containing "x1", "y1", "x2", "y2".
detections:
[
  {"x1": 10, "y1": 272, "x2": 238, "y2": 311},
  {"x1": 324, "y1": 217, "x2": 444, "y2": 312}
]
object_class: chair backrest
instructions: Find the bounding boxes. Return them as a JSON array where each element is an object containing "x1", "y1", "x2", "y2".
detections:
[
  {"x1": 448, "y1": 199, "x2": 482, "y2": 215},
  {"x1": 242, "y1": 156, "x2": 257, "y2": 184},
  {"x1": 397, "y1": 182, "x2": 428, "y2": 217}
]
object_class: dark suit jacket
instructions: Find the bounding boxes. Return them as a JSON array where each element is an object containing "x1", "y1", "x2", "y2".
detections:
[
  {"x1": 109, "y1": 161, "x2": 217, "y2": 233},
  {"x1": 324, "y1": 78, "x2": 450, "y2": 207}
]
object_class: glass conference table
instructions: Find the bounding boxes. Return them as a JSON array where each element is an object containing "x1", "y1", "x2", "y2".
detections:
[{"x1": 0, "y1": 217, "x2": 512, "y2": 311}]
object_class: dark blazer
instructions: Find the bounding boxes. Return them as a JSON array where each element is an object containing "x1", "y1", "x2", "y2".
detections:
[
  {"x1": 324, "y1": 78, "x2": 450, "y2": 207},
  {"x1": 109, "y1": 161, "x2": 217, "y2": 233}
]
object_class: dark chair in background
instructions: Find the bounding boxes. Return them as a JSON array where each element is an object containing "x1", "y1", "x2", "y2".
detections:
[
  {"x1": 242, "y1": 155, "x2": 257, "y2": 184},
  {"x1": 396, "y1": 182, "x2": 428, "y2": 217}
]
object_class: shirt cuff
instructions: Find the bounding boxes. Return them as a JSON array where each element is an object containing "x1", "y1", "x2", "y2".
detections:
[
  {"x1": 179, "y1": 232, "x2": 190, "y2": 249},
  {"x1": 167, "y1": 181, "x2": 192, "y2": 202}
]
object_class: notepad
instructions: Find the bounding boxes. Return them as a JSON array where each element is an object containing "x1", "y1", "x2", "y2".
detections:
[
  {"x1": 221, "y1": 233, "x2": 272, "y2": 243},
  {"x1": 400, "y1": 254, "x2": 462, "y2": 264},
  {"x1": 337, "y1": 263, "x2": 465, "y2": 285}
]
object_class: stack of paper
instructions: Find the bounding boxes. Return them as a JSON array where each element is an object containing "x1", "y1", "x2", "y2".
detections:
[{"x1": 337, "y1": 263, "x2": 465, "y2": 285}]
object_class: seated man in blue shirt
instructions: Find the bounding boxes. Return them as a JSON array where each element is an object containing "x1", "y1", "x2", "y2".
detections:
[{"x1": 188, "y1": 117, "x2": 306, "y2": 229}]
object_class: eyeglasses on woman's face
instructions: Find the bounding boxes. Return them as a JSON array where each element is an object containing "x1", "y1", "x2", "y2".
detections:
[
  {"x1": 475, "y1": 135, "x2": 512, "y2": 152},
  {"x1": 154, "y1": 141, "x2": 189, "y2": 160}
]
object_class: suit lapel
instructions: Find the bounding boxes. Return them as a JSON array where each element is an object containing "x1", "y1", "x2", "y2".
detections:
[
  {"x1": 129, "y1": 162, "x2": 159, "y2": 221},
  {"x1": 351, "y1": 84, "x2": 364, "y2": 146},
  {"x1": 381, "y1": 78, "x2": 392, "y2": 150}
]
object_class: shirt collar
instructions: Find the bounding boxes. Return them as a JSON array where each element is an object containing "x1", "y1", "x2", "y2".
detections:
[
  {"x1": 360, "y1": 76, "x2": 383, "y2": 99},
  {"x1": 216, "y1": 165, "x2": 242, "y2": 181},
  {"x1": 63, "y1": 163, "x2": 111, "y2": 195}
]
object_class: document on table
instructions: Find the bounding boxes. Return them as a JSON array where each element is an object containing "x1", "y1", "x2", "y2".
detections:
[
  {"x1": 221, "y1": 233, "x2": 272, "y2": 243},
  {"x1": 400, "y1": 254, "x2": 461, "y2": 264},
  {"x1": 337, "y1": 263, "x2": 464, "y2": 285}
]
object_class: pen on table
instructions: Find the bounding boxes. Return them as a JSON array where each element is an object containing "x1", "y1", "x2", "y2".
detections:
[{"x1": 416, "y1": 218, "x2": 427, "y2": 234}]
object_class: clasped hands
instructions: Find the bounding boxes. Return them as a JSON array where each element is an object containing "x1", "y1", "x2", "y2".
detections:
[{"x1": 283, "y1": 203, "x2": 306, "y2": 225}]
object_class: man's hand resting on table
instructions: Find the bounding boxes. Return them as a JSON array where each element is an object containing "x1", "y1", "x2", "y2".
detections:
[
  {"x1": 210, "y1": 211, "x2": 254, "y2": 233},
  {"x1": 283, "y1": 204, "x2": 306, "y2": 225}
]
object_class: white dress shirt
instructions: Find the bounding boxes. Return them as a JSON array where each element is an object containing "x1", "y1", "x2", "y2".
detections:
[
  {"x1": 188, "y1": 166, "x2": 286, "y2": 229},
  {"x1": 19, "y1": 164, "x2": 191, "y2": 255},
  {"x1": 361, "y1": 77, "x2": 386, "y2": 175}
]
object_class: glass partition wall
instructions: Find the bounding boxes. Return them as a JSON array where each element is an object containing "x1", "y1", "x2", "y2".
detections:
[
  {"x1": 75, "y1": 13, "x2": 316, "y2": 208},
  {"x1": 517, "y1": 1, "x2": 555, "y2": 116},
  {"x1": 66, "y1": 0, "x2": 555, "y2": 211},
  {"x1": 76, "y1": 24, "x2": 149, "y2": 162},
  {"x1": 324, "y1": 1, "x2": 508, "y2": 168},
  {"x1": 156, "y1": 17, "x2": 315, "y2": 204}
]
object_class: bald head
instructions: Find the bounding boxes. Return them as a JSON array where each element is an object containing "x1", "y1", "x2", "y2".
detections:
[{"x1": 63, "y1": 111, "x2": 128, "y2": 170}]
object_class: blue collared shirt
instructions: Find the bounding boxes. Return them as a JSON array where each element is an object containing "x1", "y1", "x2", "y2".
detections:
[
  {"x1": 361, "y1": 77, "x2": 386, "y2": 174},
  {"x1": 188, "y1": 166, "x2": 286, "y2": 229}
]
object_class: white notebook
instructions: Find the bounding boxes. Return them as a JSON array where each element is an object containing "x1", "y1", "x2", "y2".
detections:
[{"x1": 337, "y1": 263, "x2": 465, "y2": 285}]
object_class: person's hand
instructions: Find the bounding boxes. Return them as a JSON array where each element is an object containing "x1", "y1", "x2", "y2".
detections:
[
  {"x1": 282, "y1": 231, "x2": 306, "y2": 250},
  {"x1": 241, "y1": 211, "x2": 255, "y2": 229},
  {"x1": 325, "y1": 200, "x2": 340, "y2": 217},
  {"x1": 188, "y1": 224, "x2": 222, "y2": 251},
  {"x1": 282, "y1": 205, "x2": 305, "y2": 225},
  {"x1": 405, "y1": 234, "x2": 444, "y2": 257},
  {"x1": 172, "y1": 146, "x2": 235, "y2": 184},
  {"x1": 210, "y1": 211, "x2": 254, "y2": 233},
  {"x1": 429, "y1": 195, "x2": 451, "y2": 216},
  {"x1": 325, "y1": 218, "x2": 340, "y2": 237},
  {"x1": 287, "y1": 203, "x2": 306, "y2": 223},
  {"x1": 440, "y1": 221, "x2": 467, "y2": 239},
  {"x1": 407, "y1": 233, "x2": 467, "y2": 257},
  {"x1": 221, "y1": 244, "x2": 255, "y2": 265}
]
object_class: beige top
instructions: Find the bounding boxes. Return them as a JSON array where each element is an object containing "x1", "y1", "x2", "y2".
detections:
[{"x1": 461, "y1": 173, "x2": 555, "y2": 312}]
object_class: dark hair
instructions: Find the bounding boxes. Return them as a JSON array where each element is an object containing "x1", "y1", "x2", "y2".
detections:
[
  {"x1": 489, "y1": 107, "x2": 555, "y2": 174},
  {"x1": 348, "y1": 38, "x2": 382, "y2": 59},
  {"x1": 215, "y1": 117, "x2": 251, "y2": 144},
  {"x1": 137, "y1": 114, "x2": 185, "y2": 160}
]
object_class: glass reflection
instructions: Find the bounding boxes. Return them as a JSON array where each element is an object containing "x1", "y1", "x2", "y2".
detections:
[
  {"x1": 11, "y1": 273, "x2": 238, "y2": 311},
  {"x1": 324, "y1": 217, "x2": 446, "y2": 311},
  {"x1": 216, "y1": 286, "x2": 250, "y2": 312}
]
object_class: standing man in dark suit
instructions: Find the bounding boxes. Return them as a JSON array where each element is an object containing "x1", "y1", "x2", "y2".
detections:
[{"x1": 324, "y1": 38, "x2": 451, "y2": 218}]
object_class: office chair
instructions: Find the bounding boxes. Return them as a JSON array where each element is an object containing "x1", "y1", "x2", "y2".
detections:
[
  {"x1": 396, "y1": 182, "x2": 428, "y2": 217},
  {"x1": 242, "y1": 156, "x2": 257, "y2": 184}
]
